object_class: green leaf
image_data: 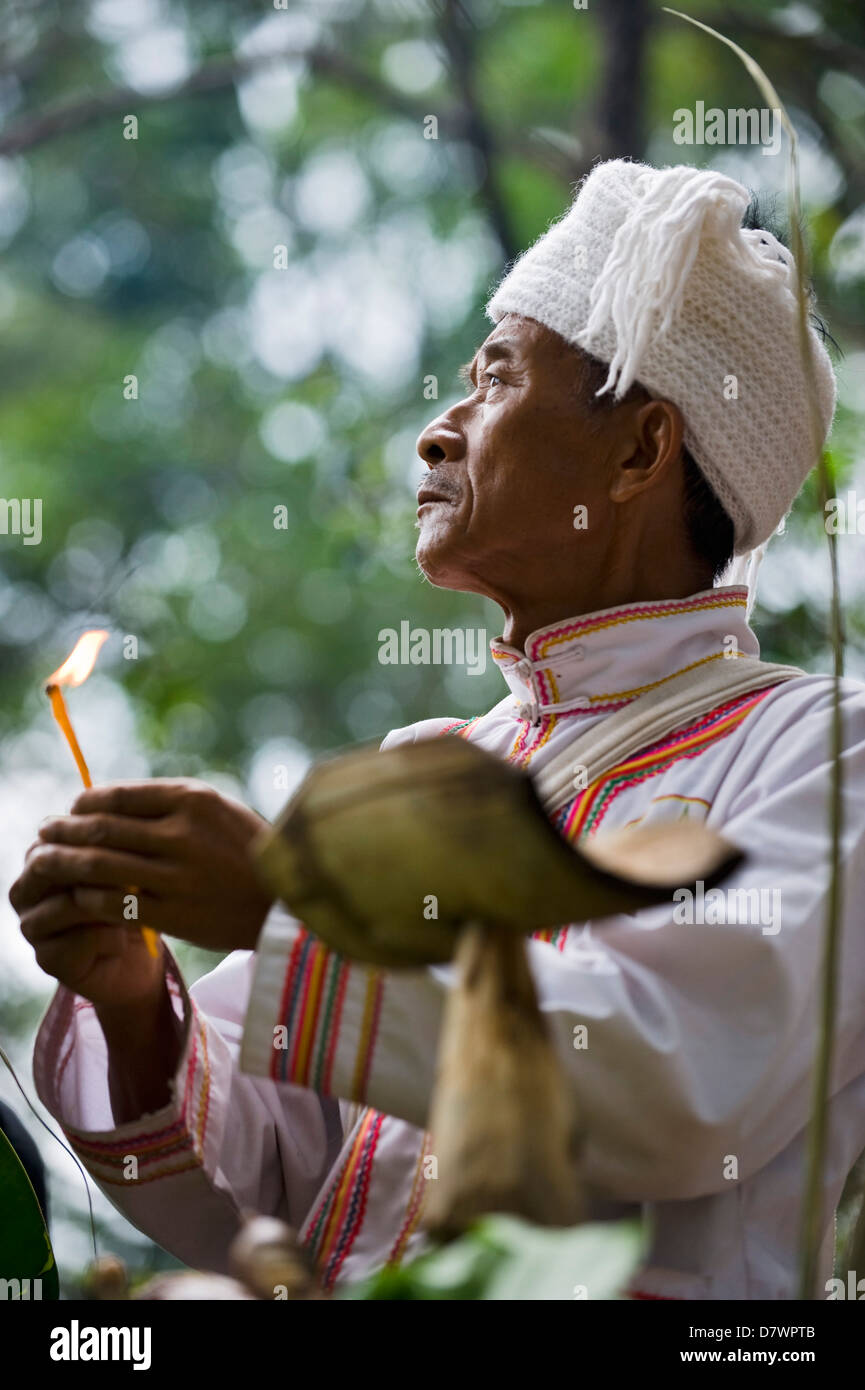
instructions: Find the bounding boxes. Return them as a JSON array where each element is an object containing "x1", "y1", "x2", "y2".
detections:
[
  {"x1": 471, "y1": 1215, "x2": 645, "y2": 1301},
  {"x1": 338, "y1": 1216, "x2": 644, "y2": 1301},
  {"x1": 0, "y1": 1126, "x2": 60, "y2": 1299}
]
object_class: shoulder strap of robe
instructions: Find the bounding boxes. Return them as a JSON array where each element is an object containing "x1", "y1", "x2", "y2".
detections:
[{"x1": 534, "y1": 656, "x2": 804, "y2": 817}]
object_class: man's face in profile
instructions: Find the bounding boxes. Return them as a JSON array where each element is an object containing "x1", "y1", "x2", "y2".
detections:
[{"x1": 414, "y1": 314, "x2": 617, "y2": 607}]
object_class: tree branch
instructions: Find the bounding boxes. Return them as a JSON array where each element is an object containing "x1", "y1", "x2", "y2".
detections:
[
  {"x1": 593, "y1": 0, "x2": 652, "y2": 162},
  {"x1": 675, "y1": 9, "x2": 865, "y2": 218},
  {"x1": 696, "y1": 10, "x2": 865, "y2": 82},
  {"x1": 0, "y1": 23, "x2": 572, "y2": 249},
  {"x1": 435, "y1": 0, "x2": 518, "y2": 264},
  {"x1": 0, "y1": 40, "x2": 470, "y2": 156}
]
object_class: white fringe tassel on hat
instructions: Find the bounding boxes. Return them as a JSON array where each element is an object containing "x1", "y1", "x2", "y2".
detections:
[
  {"x1": 582, "y1": 167, "x2": 787, "y2": 400},
  {"x1": 487, "y1": 158, "x2": 837, "y2": 554}
]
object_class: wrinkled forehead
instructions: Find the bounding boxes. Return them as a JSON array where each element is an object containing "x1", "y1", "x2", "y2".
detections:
[{"x1": 469, "y1": 315, "x2": 580, "y2": 373}]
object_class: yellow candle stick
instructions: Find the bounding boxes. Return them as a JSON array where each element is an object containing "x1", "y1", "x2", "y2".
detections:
[
  {"x1": 45, "y1": 633, "x2": 160, "y2": 959},
  {"x1": 47, "y1": 684, "x2": 92, "y2": 786}
]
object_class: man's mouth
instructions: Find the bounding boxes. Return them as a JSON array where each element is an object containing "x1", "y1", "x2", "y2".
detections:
[{"x1": 417, "y1": 484, "x2": 454, "y2": 508}]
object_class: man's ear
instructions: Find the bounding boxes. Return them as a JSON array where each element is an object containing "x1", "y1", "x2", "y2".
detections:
[{"x1": 608, "y1": 400, "x2": 684, "y2": 503}]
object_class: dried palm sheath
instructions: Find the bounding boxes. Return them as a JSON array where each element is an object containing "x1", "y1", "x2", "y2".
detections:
[
  {"x1": 256, "y1": 737, "x2": 741, "y2": 1236},
  {"x1": 422, "y1": 921, "x2": 583, "y2": 1236}
]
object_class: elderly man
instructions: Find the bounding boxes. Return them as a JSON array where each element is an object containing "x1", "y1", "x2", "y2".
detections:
[{"x1": 12, "y1": 160, "x2": 865, "y2": 1300}]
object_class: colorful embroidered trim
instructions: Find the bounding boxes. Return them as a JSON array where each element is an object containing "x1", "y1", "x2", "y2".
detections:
[
  {"x1": 440, "y1": 715, "x2": 482, "y2": 739},
  {"x1": 388, "y1": 1132, "x2": 432, "y2": 1267},
  {"x1": 532, "y1": 687, "x2": 776, "y2": 953},
  {"x1": 488, "y1": 593, "x2": 754, "y2": 762},
  {"x1": 537, "y1": 648, "x2": 734, "y2": 714},
  {"x1": 65, "y1": 1003, "x2": 212, "y2": 1186},
  {"x1": 526, "y1": 589, "x2": 748, "y2": 662},
  {"x1": 531, "y1": 924, "x2": 570, "y2": 951},
  {"x1": 511, "y1": 651, "x2": 750, "y2": 770},
  {"x1": 271, "y1": 928, "x2": 383, "y2": 1104},
  {"x1": 303, "y1": 1107, "x2": 385, "y2": 1290},
  {"x1": 440, "y1": 704, "x2": 562, "y2": 771},
  {"x1": 351, "y1": 972, "x2": 385, "y2": 1103},
  {"x1": 509, "y1": 709, "x2": 560, "y2": 766},
  {"x1": 559, "y1": 685, "x2": 774, "y2": 844}
]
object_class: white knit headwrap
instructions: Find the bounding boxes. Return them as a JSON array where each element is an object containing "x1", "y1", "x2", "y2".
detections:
[{"x1": 487, "y1": 160, "x2": 837, "y2": 555}]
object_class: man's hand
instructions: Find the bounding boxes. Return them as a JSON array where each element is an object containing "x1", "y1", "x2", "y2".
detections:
[
  {"x1": 10, "y1": 782, "x2": 275, "y2": 995},
  {"x1": 9, "y1": 894, "x2": 167, "y2": 1011}
]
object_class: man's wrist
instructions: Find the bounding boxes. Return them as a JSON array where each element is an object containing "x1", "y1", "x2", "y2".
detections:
[
  {"x1": 96, "y1": 976, "x2": 187, "y2": 1124},
  {"x1": 95, "y1": 977, "x2": 179, "y2": 1050}
]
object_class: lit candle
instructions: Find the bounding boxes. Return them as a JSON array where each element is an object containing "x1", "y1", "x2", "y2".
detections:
[{"x1": 45, "y1": 631, "x2": 159, "y2": 958}]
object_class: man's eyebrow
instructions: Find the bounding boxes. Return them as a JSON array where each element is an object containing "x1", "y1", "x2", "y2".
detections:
[
  {"x1": 458, "y1": 339, "x2": 521, "y2": 389},
  {"x1": 482, "y1": 338, "x2": 520, "y2": 359}
]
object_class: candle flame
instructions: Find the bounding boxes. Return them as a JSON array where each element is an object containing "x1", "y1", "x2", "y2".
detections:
[
  {"x1": 46, "y1": 630, "x2": 109, "y2": 690},
  {"x1": 43, "y1": 627, "x2": 160, "y2": 959}
]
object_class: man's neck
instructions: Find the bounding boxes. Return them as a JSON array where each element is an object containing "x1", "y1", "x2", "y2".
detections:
[{"x1": 498, "y1": 569, "x2": 716, "y2": 651}]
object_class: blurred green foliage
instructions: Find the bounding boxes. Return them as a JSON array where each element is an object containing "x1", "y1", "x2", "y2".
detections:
[
  {"x1": 0, "y1": 1125, "x2": 58, "y2": 1298},
  {"x1": 0, "y1": 0, "x2": 863, "y2": 1286},
  {"x1": 0, "y1": 0, "x2": 863, "y2": 789},
  {"x1": 339, "y1": 1214, "x2": 644, "y2": 1300}
]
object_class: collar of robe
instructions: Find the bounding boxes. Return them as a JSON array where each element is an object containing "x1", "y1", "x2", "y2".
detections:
[{"x1": 490, "y1": 586, "x2": 759, "y2": 726}]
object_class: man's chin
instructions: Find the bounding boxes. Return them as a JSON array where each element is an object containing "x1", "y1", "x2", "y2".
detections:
[{"x1": 415, "y1": 535, "x2": 465, "y2": 591}]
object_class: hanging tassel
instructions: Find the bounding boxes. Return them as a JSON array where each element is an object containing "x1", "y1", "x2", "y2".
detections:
[{"x1": 580, "y1": 166, "x2": 782, "y2": 400}]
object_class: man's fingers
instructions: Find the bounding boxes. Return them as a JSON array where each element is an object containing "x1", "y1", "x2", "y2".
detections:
[
  {"x1": 34, "y1": 926, "x2": 127, "y2": 985},
  {"x1": 72, "y1": 780, "x2": 208, "y2": 818},
  {"x1": 24, "y1": 843, "x2": 174, "y2": 893},
  {"x1": 10, "y1": 861, "x2": 62, "y2": 912},
  {"x1": 19, "y1": 891, "x2": 101, "y2": 943},
  {"x1": 39, "y1": 813, "x2": 170, "y2": 856},
  {"x1": 72, "y1": 886, "x2": 160, "y2": 928}
]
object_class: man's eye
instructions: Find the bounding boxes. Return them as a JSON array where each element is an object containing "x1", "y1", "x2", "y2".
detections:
[{"x1": 484, "y1": 372, "x2": 502, "y2": 387}]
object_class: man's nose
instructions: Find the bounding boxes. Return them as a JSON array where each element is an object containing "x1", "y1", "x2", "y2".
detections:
[{"x1": 416, "y1": 414, "x2": 466, "y2": 469}]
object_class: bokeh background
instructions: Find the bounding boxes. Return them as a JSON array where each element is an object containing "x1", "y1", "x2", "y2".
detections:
[{"x1": 0, "y1": 0, "x2": 863, "y2": 1292}]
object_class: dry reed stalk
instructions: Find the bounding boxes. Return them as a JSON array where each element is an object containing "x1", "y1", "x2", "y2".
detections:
[{"x1": 665, "y1": 9, "x2": 846, "y2": 1299}]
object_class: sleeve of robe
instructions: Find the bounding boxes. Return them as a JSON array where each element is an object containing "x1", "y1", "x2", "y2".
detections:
[
  {"x1": 240, "y1": 677, "x2": 865, "y2": 1204},
  {"x1": 32, "y1": 927, "x2": 344, "y2": 1274}
]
